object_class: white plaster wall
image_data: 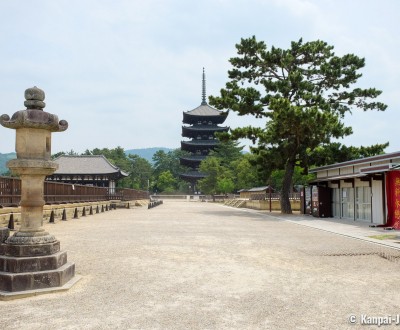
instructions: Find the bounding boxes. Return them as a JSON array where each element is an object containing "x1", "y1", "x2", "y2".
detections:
[
  {"x1": 354, "y1": 179, "x2": 369, "y2": 187},
  {"x1": 340, "y1": 167, "x2": 354, "y2": 175},
  {"x1": 328, "y1": 169, "x2": 339, "y2": 176},
  {"x1": 317, "y1": 170, "x2": 328, "y2": 178},
  {"x1": 340, "y1": 181, "x2": 353, "y2": 188}
]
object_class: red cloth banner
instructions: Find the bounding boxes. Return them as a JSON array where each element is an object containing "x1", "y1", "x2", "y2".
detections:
[{"x1": 386, "y1": 171, "x2": 400, "y2": 229}]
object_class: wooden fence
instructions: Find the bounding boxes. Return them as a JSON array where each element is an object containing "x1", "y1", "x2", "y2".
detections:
[
  {"x1": 249, "y1": 192, "x2": 300, "y2": 201},
  {"x1": 0, "y1": 176, "x2": 148, "y2": 207}
]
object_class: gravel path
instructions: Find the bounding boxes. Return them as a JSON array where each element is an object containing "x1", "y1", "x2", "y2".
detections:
[{"x1": 1, "y1": 201, "x2": 400, "y2": 329}]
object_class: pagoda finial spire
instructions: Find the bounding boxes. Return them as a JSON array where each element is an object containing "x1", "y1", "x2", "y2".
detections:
[{"x1": 201, "y1": 67, "x2": 207, "y2": 105}]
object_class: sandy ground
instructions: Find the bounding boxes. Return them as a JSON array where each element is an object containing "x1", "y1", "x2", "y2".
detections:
[{"x1": 1, "y1": 201, "x2": 400, "y2": 329}]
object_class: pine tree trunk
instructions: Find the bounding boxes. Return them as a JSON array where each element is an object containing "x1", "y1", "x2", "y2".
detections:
[{"x1": 280, "y1": 159, "x2": 295, "y2": 214}]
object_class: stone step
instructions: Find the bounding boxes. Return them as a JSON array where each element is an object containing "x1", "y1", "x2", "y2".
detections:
[
  {"x1": 0, "y1": 250, "x2": 68, "y2": 273},
  {"x1": 0, "y1": 227, "x2": 9, "y2": 243},
  {"x1": 0, "y1": 240, "x2": 60, "y2": 257},
  {"x1": 0, "y1": 261, "x2": 75, "y2": 292}
]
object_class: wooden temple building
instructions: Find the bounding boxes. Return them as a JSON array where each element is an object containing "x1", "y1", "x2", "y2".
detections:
[
  {"x1": 46, "y1": 155, "x2": 128, "y2": 193},
  {"x1": 180, "y1": 69, "x2": 229, "y2": 193}
]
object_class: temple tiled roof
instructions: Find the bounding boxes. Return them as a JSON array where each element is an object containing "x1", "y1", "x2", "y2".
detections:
[{"x1": 53, "y1": 155, "x2": 128, "y2": 176}]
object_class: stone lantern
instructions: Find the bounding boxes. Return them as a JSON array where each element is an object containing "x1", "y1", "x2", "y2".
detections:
[{"x1": 0, "y1": 87, "x2": 79, "y2": 299}]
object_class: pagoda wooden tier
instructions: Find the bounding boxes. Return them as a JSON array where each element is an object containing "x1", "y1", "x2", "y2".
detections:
[
  {"x1": 181, "y1": 139, "x2": 219, "y2": 152},
  {"x1": 182, "y1": 125, "x2": 229, "y2": 138},
  {"x1": 179, "y1": 155, "x2": 207, "y2": 167},
  {"x1": 180, "y1": 170, "x2": 207, "y2": 180},
  {"x1": 179, "y1": 69, "x2": 229, "y2": 193}
]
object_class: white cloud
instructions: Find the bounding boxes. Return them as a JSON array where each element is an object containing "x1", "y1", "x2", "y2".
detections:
[{"x1": 0, "y1": 0, "x2": 398, "y2": 154}]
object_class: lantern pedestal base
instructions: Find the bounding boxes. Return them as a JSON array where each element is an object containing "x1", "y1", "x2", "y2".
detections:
[{"x1": 0, "y1": 241, "x2": 79, "y2": 299}]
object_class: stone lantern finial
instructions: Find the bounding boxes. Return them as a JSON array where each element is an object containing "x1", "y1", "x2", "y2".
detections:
[{"x1": 24, "y1": 86, "x2": 46, "y2": 110}]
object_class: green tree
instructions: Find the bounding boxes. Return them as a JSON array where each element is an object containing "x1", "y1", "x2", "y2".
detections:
[
  {"x1": 152, "y1": 149, "x2": 189, "y2": 192},
  {"x1": 210, "y1": 36, "x2": 387, "y2": 213},
  {"x1": 156, "y1": 170, "x2": 177, "y2": 193},
  {"x1": 51, "y1": 151, "x2": 66, "y2": 159},
  {"x1": 51, "y1": 150, "x2": 77, "y2": 159},
  {"x1": 152, "y1": 150, "x2": 169, "y2": 177},
  {"x1": 128, "y1": 154, "x2": 152, "y2": 190},
  {"x1": 307, "y1": 142, "x2": 389, "y2": 167},
  {"x1": 203, "y1": 140, "x2": 248, "y2": 192},
  {"x1": 152, "y1": 149, "x2": 188, "y2": 177},
  {"x1": 198, "y1": 157, "x2": 233, "y2": 194},
  {"x1": 208, "y1": 140, "x2": 243, "y2": 168},
  {"x1": 232, "y1": 154, "x2": 261, "y2": 189},
  {"x1": 270, "y1": 166, "x2": 315, "y2": 192},
  {"x1": 197, "y1": 157, "x2": 223, "y2": 194},
  {"x1": 217, "y1": 177, "x2": 235, "y2": 194}
]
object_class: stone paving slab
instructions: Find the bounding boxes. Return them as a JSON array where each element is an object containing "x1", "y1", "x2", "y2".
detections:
[{"x1": 1, "y1": 201, "x2": 400, "y2": 329}]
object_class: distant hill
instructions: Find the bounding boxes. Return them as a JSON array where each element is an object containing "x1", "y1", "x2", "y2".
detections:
[
  {"x1": 0, "y1": 152, "x2": 16, "y2": 174},
  {"x1": 0, "y1": 147, "x2": 175, "y2": 174},
  {"x1": 125, "y1": 147, "x2": 174, "y2": 163}
]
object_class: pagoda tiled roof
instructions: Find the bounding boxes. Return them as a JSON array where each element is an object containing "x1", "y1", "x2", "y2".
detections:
[
  {"x1": 182, "y1": 125, "x2": 229, "y2": 131},
  {"x1": 184, "y1": 103, "x2": 227, "y2": 116},
  {"x1": 180, "y1": 170, "x2": 207, "y2": 179},
  {"x1": 180, "y1": 155, "x2": 207, "y2": 161},
  {"x1": 53, "y1": 155, "x2": 128, "y2": 177},
  {"x1": 181, "y1": 140, "x2": 219, "y2": 146}
]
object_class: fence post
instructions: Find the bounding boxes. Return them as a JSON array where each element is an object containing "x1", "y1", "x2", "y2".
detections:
[
  {"x1": 8, "y1": 212, "x2": 14, "y2": 230},
  {"x1": 49, "y1": 210, "x2": 55, "y2": 223},
  {"x1": 269, "y1": 188, "x2": 272, "y2": 212},
  {"x1": 62, "y1": 209, "x2": 67, "y2": 221}
]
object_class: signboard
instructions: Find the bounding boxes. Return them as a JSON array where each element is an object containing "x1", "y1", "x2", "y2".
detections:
[
  {"x1": 386, "y1": 171, "x2": 400, "y2": 229},
  {"x1": 312, "y1": 185, "x2": 319, "y2": 216},
  {"x1": 305, "y1": 186, "x2": 312, "y2": 214}
]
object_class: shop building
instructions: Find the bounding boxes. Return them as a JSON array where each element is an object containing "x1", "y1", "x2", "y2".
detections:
[{"x1": 306, "y1": 151, "x2": 400, "y2": 229}]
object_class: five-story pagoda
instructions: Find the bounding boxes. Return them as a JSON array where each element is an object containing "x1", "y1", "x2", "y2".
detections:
[{"x1": 180, "y1": 69, "x2": 229, "y2": 193}]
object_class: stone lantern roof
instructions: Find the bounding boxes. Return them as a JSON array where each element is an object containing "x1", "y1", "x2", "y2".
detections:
[{"x1": 0, "y1": 86, "x2": 68, "y2": 132}]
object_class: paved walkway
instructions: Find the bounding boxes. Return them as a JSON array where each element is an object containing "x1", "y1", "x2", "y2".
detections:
[
  {"x1": 1, "y1": 201, "x2": 400, "y2": 329},
  {"x1": 233, "y1": 206, "x2": 400, "y2": 250}
]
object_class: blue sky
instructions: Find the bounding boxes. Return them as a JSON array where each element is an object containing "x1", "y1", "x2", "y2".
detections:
[{"x1": 0, "y1": 0, "x2": 398, "y2": 154}]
